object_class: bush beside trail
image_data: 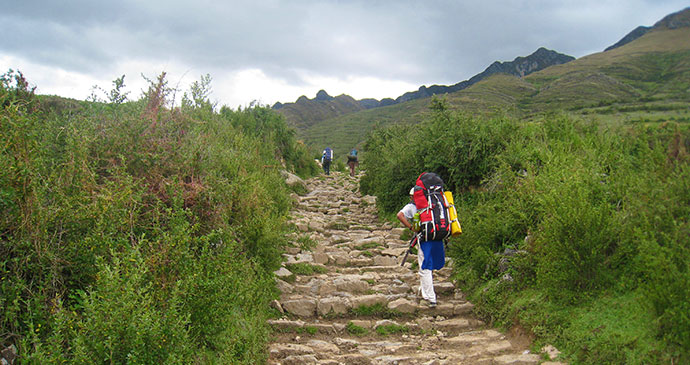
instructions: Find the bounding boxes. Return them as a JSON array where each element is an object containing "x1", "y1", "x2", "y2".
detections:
[
  {"x1": 360, "y1": 96, "x2": 690, "y2": 364},
  {"x1": 0, "y1": 70, "x2": 317, "y2": 363}
]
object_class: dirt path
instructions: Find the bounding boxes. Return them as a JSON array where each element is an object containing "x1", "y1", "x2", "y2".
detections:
[{"x1": 268, "y1": 171, "x2": 554, "y2": 364}]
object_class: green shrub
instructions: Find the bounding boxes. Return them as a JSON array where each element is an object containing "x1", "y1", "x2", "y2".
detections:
[
  {"x1": 362, "y1": 104, "x2": 690, "y2": 363},
  {"x1": 361, "y1": 97, "x2": 520, "y2": 213},
  {"x1": 69, "y1": 250, "x2": 191, "y2": 364},
  {"x1": 1, "y1": 70, "x2": 315, "y2": 363}
]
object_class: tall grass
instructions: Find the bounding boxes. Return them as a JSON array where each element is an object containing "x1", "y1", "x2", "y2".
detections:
[
  {"x1": 361, "y1": 96, "x2": 690, "y2": 363},
  {"x1": 1, "y1": 70, "x2": 317, "y2": 363}
]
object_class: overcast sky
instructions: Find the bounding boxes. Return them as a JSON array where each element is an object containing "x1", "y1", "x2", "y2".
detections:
[{"x1": 1, "y1": 1, "x2": 687, "y2": 108}]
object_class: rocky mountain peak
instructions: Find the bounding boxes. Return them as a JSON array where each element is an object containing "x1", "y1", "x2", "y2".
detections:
[
  {"x1": 394, "y1": 47, "x2": 573, "y2": 103},
  {"x1": 482, "y1": 47, "x2": 573, "y2": 77},
  {"x1": 315, "y1": 89, "x2": 334, "y2": 101}
]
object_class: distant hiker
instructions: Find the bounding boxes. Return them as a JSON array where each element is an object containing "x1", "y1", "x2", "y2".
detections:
[
  {"x1": 321, "y1": 147, "x2": 333, "y2": 175},
  {"x1": 397, "y1": 185, "x2": 445, "y2": 308},
  {"x1": 347, "y1": 148, "x2": 358, "y2": 177}
]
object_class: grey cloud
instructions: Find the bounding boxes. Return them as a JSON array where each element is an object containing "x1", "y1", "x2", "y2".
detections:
[{"x1": 2, "y1": 0, "x2": 689, "y2": 101}]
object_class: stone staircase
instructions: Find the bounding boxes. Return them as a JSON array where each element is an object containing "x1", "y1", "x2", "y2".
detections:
[{"x1": 269, "y1": 171, "x2": 561, "y2": 364}]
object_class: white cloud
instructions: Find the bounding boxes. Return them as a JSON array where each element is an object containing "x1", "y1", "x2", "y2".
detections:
[
  {"x1": 1, "y1": 1, "x2": 688, "y2": 108},
  {"x1": 298, "y1": 73, "x2": 419, "y2": 101},
  {"x1": 1, "y1": 55, "x2": 98, "y2": 99},
  {"x1": 214, "y1": 69, "x2": 420, "y2": 108},
  {"x1": 216, "y1": 68, "x2": 300, "y2": 108}
]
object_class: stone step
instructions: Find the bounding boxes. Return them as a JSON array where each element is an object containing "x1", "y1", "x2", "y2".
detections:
[
  {"x1": 268, "y1": 173, "x2": 543, "y2": 365},
  {"x1": 278, "y1": 295, "x2": 474, "y2": 318},
  {"x1": 268, "y1": 328, "x2": 538, "y2": 364},
  {"x1": 282, "y1": 251, "x2": 456, "y2": 273},
  {"x1": 268, "y1": 314, "x2": 482, "y2": 336},
  {"x1": 280, "y1": 270, "x2": 459, "y2": 301},
  {"x1": 268, "y1": 350, "x2": 542, "y2": 365}
]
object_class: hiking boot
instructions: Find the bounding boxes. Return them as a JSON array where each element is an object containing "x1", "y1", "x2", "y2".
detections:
[{"x1": 429, "y1": 301, "x2": 437, "y2": 308}]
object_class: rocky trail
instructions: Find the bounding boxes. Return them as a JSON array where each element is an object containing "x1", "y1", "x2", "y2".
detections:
[{"x1": 268, "y1": 171, "x2": 563, "y2": 364}]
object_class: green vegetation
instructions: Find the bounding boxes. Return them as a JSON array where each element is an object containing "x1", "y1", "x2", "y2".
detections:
[
  {"x1": 375, "y1": 324, "x2": 409, "y2": 336},
  {"x1": 346, "y1": 321, "x2": 368, "y2": 336},
  {"x1": 271, "y1": 325, "x2": 318, "y2": 335},
  {"x1": 295, "y1": 234, "x2": 317, "y2": 251},
  {"x1": 0, "y1": 70, "x2": 317, "y2": 363},
  {"x1": 360, "y1": 250, "x2": 373, "y2": 257},
  {"x1": 305, "y1": 326, "x2": 318, "y2": 335},
  {"x1": 361, "y1": 99, "x2": 690, "y2": 364}
]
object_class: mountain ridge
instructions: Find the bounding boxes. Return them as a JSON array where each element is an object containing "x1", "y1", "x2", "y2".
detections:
[
  {"x1": 296, "y1": 7, "x2": 690, "y2": 158},
  {"x1": 274, "y1": 47, "x2": 574, "y2": 129},
  {"x1": 276, "y1": 7, "x2": 690, "y2": 134}
]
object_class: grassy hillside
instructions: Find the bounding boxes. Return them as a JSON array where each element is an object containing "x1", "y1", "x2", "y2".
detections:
[
  {"x1": 300, "y1": 25, "x2": 690, "y2": 157},
  {"x1": 301, "y1": 97, "x2": 432, "y2": 159}
]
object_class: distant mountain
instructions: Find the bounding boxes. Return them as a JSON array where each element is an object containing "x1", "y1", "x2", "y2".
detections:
[
  {"x1": 275, "y1": 47, "x2": 574, "y2": 129},
  {"x1": 605, "y1": 6, "x2": 690, "y2": 51},
  {"x1": 394, "y1": 47, "x2": 574, "y2": 103},
  {"x1": 273, "y1": 91, "x2": 366, "y2": 130}
]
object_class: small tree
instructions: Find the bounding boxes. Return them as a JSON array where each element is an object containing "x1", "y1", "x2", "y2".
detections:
[
  {"x1": 108, "y1": 75, "x2": 129, "y2": 105},
  {"x1": 0, "y1": 69, "x2": 36, "y2": 109},
  {"x1": 86, "y1": 75, "x2": 130, "y2": 105},
  {"x1": 182, "y1": 74, "x2": 215, "y2": 112},
  {"x1": 141, "y1": 72, "x2": 172, "y2": 128}
]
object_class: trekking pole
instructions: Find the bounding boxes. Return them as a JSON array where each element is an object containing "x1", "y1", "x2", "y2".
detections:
[{"x1": 400, "y1": 233, "x2": 419, "y2": 267}]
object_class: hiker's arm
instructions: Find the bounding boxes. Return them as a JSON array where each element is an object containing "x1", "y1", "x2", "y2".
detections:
[{"x1": 397, "y1": 211, "x2": 413, "y2": 230}]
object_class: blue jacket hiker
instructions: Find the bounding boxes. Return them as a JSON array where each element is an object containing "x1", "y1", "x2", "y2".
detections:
[{"x1": 321, "y1": 147, "x2": 333, "y2": 175}]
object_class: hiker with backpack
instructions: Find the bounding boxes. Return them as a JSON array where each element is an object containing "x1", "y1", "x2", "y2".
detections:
[
  {"x1": 397, "y1": 172, "x2": 461, "y2": 308},
  {"x1": 396, "y1": 186, "x2": 442, "y2": 308},
  {"x1": 321, "y1": 147, "x2": 333, "y2": 175},
  {"x1": 347, "y1": 148, "x2": 358, "y2": 177}
]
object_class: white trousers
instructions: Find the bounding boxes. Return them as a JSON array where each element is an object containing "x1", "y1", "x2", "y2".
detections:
[{"x1": 418, "y1": 246, "x2": 436, "y2": 303}]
